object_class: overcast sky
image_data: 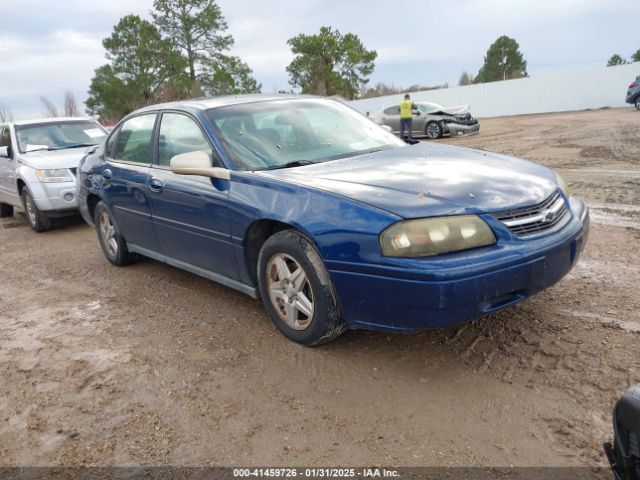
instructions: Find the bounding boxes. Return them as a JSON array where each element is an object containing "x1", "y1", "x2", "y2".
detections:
[{"x1": 1, "y1": 0, "x2": 637, "y2": 119}]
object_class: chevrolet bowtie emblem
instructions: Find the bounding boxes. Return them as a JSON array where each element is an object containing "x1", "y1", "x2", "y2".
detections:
[{"x1": 541, "y1": 209, "x2": 556, "y2": 222}]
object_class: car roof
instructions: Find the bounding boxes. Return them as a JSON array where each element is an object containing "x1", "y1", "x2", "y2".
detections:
[
  {"x1": 134, "y1": 94, "x2": 305, "y2": 115},
  {"x1": 416, "y1": 101, "x2": 443, "y2": 108},
  {"x1": 12, "y1": 117, "x2": 99, "y2": 127}
]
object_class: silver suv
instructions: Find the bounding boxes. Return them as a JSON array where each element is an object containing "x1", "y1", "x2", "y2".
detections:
[{"x1": 0, "y1": 118, "x2": 107, "y2": 231}]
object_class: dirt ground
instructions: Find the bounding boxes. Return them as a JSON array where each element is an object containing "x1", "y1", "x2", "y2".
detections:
[{"x1": 0, "y1": 107, "x2": 638, "y2": 468}]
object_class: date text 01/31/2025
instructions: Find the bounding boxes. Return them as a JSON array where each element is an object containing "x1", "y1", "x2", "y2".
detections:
[{"x1": 232, "y1": 468, "x2": 399, "y2": 478}]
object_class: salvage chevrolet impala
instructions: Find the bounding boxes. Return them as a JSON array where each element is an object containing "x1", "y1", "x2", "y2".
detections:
[{"x1": 77, "y1": 95, "x2": 589, "y2": 346}]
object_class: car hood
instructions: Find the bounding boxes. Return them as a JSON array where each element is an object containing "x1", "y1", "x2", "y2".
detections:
[
  {"x1": 432, "y1": 104, "x2": 470, "y2": 116},
  {"x1": 19, "y1": 147, "x2": 92, "y2": 169},
  {"x1": 257, "y1": 143, "x2": 558, "y2": 219}
]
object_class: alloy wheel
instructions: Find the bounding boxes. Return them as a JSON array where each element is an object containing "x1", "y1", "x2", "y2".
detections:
[
  {"x1": 99, "y1": 210, "x2": 118, "y2": 257},
  {"x1": 266, "y1": 253, "x2": 314, "y2": 330},
  {"x1": 426, "y1": 123, "x2": 441, "y2": 139},
  {"x1": 24, "y1": 194, "x2": 36, "y2": 227}
]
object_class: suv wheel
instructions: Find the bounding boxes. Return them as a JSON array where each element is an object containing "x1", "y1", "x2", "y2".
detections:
[
  {"x1": 22, "y1": 189, "x2": 49, "y2": 232},
  {"x1": 635, "y1": 96, "x2": 640, "y2": 111}
]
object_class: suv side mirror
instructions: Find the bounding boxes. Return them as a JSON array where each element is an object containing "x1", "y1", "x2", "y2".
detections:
[
  {"x1": 0, "y1": 146, "x2": 10, "y2": 158},
  {"x1": 170, "y1": 151, "x2": 230, "y2": 180}
]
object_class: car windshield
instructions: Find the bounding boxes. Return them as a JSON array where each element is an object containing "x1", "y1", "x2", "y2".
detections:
[
  {"x1": 206, "y1": 98, "x2": 405, "y2": 171},
  {"x1": 15, "y1": 121, "x2": 107, "y2": 154},
  {"x1": 417, "y1": 102, "x2": 443, "y2": 113}
]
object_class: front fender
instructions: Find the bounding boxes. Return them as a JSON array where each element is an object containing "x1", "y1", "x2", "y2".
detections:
[{"x1": 228, "y1": 171, "x2": 401, "y2": 284}]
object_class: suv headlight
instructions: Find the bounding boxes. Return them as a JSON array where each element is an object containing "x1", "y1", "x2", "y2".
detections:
[
  {"x1": 380, "y1": 215, "x2": 496, "y2": 257},
  {"x1": 555, "y1": 172, "x2": 570, "y2": 197},
  {"x1": 36, "y1": 169, "x2": 74, "y2": 183}
]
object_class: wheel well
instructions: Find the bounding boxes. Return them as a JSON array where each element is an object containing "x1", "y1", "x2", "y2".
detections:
[
  {"x1": 86, "y1": 194, "x2": 101, "y2": 223},
  {"x1": 17, "y1": 179, "x2": 26, "y2": 197},
  {"x1": 244, "y1": 220, "x2": 294, "y2": 285}
]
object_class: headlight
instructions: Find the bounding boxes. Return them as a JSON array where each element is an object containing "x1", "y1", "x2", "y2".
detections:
[
  {"x1": 380, "y1": 215, "x2": 496, "y2": 257},
  {"x1": 36, "y1": 169, "x2": 73, "y2": 183},
  {"x1": 555, "y1": 172, "x2": 570, "y2": 197}
]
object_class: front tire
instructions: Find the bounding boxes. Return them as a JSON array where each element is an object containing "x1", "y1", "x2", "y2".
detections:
[
  {"x1": 94, "y1": 201, "x2": 133, "y2": 266},
  {"x1": 425, "y1": 121, "x2": 443, "y2": 139},
  {"x1": 22, "y1": 189, "x2": 49, "y2": 232},
  {"x1": 258, "y1": 230, "x2": 345, "y2": 346},
  {"x1": 0, "y1": 203, "x2": 13, "y2": 218},
  {"x1": 635, "y1": 96, "x2": 640, "y2": 111}
]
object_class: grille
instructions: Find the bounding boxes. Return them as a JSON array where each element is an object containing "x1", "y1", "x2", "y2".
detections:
[
  {"x1": 492, "y1": 191, "x2": 569, "y2": 237},
  {"x1": 455, "y1": 115, "x2": 478, "y2": 126}
]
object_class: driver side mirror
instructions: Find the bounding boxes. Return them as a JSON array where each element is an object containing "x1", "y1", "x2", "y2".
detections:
[
  {"x1": 170, "y1": 151, "x2": 231, "y2": 180},
  {"x1": 0, "y1": 146, "x2": 10, "y2": 158}
]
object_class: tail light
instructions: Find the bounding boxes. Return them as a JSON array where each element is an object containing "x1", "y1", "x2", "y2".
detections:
[{"x1": 630, "y1": 82, "x2": 639, "y2": 89}]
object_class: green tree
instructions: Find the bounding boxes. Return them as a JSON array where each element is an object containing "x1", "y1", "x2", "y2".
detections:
[
  {"x1": 86, "y1": 15, "x2": 188, "y2": 122},
  {"x1": 200, "y1": 55, "x2": 261, "y2": 95},
  {"x1": 286, "y1": 27, "x2": 377, "y2": 99},
  {"x1": 151, "y1": 0, "x2": 260, "y2": 94},
  {"x1": 475, "y1": 35, "x2": 527, "y2": 83},
  {"x1": 607, "y1": 54, "x2": 628, "y2": 66},
  {"x1": 632, "y1": 49, "x2": 640, "y2": 62}
]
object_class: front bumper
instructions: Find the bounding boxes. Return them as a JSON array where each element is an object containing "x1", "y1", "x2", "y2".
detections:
[
  {"x1": 444, "y1": 122, "x2": 480, "y2": 137},
  {"x1": 328, "y1": 198, "x2": 589, "y2": 333},
  {"x1": 27, "y1": 179, "x2": 79, "y2": 214}
]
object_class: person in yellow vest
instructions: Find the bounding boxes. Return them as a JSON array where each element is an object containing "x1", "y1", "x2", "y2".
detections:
[{"x1": 399, "y1": 94, "x2": 418, "y2": 142}]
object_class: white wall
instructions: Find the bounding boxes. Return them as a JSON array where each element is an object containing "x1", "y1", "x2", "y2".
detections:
[{"x1": 350, "y1": 62, "x2": 640, "y2": 118}]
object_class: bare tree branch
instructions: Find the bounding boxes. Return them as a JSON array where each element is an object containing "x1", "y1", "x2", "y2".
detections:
[
  {"x1": 64, "y1": 91, "x2": 79, "y2": 117},
  {"x1": 0, "y1": 103, "x2": 13, "y2": 122},
  {"x1": 40, "y1": 96, "x2": 60, "y2": 117}
]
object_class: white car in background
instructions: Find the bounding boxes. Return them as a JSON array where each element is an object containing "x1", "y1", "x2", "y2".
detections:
[{"x1": 0, "y1": 118, "x2": 107, "y2": 231}]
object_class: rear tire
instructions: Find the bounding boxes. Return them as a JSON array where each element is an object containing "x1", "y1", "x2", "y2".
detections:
[
  {"x1": 22, "y1": 189, "x2": 49, "y2": 232},
  {"x1": 258, "y1": 230, "x2": 345, "y2": 346},
  {"x1": 94, "y1": 201, "x2": 134, "y2": 266},
  {"x1": 425, "y1": 121, "x2": 443, "y2": 139},
  {"x1": 0, "y1": 203, "x2": 13, "y2": 218}
]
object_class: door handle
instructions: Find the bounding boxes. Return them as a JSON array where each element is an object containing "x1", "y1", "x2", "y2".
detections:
[{"x1": 149, "y1": 177, "x2": 164, "y2": 192}]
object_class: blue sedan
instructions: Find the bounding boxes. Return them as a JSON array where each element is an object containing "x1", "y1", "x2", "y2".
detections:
[{"x1": 77, "y1": 95, "x2": 589, "y2": 346}]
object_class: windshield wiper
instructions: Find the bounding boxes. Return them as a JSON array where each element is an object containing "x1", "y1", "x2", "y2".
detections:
[
  {"x1": 264, "y1": 160, "x2": 315, "y2": 170},
  {"x1": 49, "y1": 143, "x2": 97, "y2": 151}
]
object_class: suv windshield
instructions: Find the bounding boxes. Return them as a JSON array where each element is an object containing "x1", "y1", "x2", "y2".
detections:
[
  {"x1": 15, "y1": 121, "x2": 107, "y2": 154},
  {"x1": 206, "y1": 99, "x2": 405, "y2": 171}
]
